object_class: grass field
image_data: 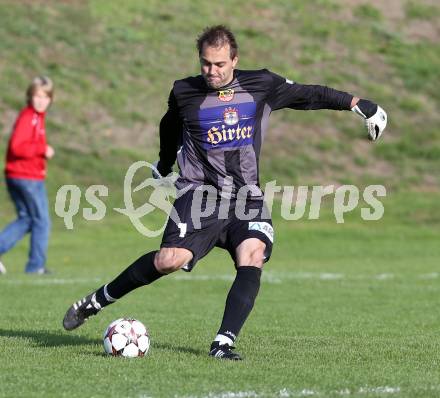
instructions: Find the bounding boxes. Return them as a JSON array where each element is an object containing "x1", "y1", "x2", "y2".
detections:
[
  {"x1": 0, "y1": 0, "x2": 439, "y2": 396},
  {"x1": 1, "y1": 0, "x2": 439, "y2": 190},
  {"x1": 1, "y1": 191, "x2": 439, "y2": 398}
]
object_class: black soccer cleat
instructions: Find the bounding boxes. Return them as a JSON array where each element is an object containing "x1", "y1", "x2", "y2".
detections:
[
  {"x1": 209, "y1": 341, "x2": 243, "y2": 360},
  {"x1": 63, "y1": 292, "x2": 101, "y2": 331}
]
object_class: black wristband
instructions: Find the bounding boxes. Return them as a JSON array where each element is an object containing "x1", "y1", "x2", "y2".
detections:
[{"x1": 357, "y1": 99, "x2": 378, "y2": 118}]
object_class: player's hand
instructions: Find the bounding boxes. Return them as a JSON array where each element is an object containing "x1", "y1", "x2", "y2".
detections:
[
  {"x1": 45, "y1": 145, "x2": 55, "y2": 159},
  {"x1": 151, "y1": 161, "x2": 162, "y2": 179},
  {"x1": 352, "y1": 99, "x2": 387, "y2": 141},
  {"x1": 151, "y1": 161, "x2": 173, "y2": 179}
]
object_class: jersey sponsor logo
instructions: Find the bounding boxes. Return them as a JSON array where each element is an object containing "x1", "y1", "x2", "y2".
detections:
[
  {"x1": 200, "y1": 102, "x2": 256, "y2": 150},
  {"x1": 248, "y1": 221, "x2": 274, "y2": 243},
  {"x1": 207, "y1": 123, "x2": 252, "y2": 147},
  {"x1": 223, "y1": 107, "x2": 239, "y2": 125},
  {"x1": 218, "y1": 88, "x2": 234, "y2": 102}
]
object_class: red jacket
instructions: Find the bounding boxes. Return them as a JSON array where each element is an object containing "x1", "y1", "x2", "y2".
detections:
[{"x1": 5, "y1": 106, "x2": 47, "y2": 180}]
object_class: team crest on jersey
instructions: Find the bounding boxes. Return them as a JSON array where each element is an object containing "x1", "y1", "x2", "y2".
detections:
[
  {"x1": 218, "y1": 89, "x2": 234, "y2": 102},
  {"x1": 223, "y1": 107, "x2": 239, "y2": 126}
]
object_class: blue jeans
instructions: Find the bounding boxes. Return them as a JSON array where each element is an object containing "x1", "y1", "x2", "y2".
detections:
[{"x1": 0, "y1": 178, "x2": 50, "y2": 273}]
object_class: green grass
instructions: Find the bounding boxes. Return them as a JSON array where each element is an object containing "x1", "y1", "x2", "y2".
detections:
[
  {"x1": 0, "y1": 0, "x2": 439, "y2": 189},
  {"x1": 0, "y1": 1, "x2": 440, "y2": 396},
  {"x1": 405, "y1": 1, "x2": 440, "y2": 20},
  {"x1": 0, "y1": 191, "x2": 439, "y2": 397}
]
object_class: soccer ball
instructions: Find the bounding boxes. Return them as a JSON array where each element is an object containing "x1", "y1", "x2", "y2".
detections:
[{"x1": 103, "y1": 318, "x2": 150, "y2": 357}]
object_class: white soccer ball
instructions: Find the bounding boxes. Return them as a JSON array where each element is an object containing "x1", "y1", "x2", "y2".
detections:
[{"x1": 103, "y1": 318, "x2": 150, "y2": 357}]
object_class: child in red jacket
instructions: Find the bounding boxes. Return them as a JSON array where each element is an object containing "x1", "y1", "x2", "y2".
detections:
[{"x1": 0, "y1": 76, "x2": 55, "y2": 274}]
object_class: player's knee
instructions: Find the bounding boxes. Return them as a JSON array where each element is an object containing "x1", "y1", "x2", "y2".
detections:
[
  {"x1": 246, "y1": 249, "x2": 265, "y2": 267},
  {"x1": 154, "y1": 248, "x2": 193, "y2": 274},
  {"x1": 236, "y1": 239, "x2": 266, "y2": 267}
]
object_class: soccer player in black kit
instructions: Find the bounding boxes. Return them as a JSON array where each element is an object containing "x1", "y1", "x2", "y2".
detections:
[{"x1": 63, "y1": 25, "x2": 387, "y2": 360}]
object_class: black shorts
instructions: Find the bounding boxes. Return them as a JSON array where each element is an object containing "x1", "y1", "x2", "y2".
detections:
[{"x1": 160, "y1": 190, "x2": 274, "y2": 271}]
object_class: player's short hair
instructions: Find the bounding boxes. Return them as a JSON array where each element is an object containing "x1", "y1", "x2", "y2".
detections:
[
  {"x1": 196, "y1": 25, "x2": 238, "y2": 59},
  {"x1": 26, "y1": 76, "x2": 54, "y2": 105}
]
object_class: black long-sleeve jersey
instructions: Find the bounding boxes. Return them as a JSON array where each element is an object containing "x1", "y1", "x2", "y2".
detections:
[{"x1": 158, "y1": 69, "x2": 353, "y2": 197}]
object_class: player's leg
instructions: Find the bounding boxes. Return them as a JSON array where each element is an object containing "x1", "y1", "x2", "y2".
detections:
[
  {"x1": 63, "y1": 190, "x2": 198, "y2": 331},
  {"x1": 209, "y1": 239, "x2": 266, "y2": 360},
  {"x1": 0, "y1": 179, "x2": 32, "y2": 260},
  {"x1": 210, "y1": 201, "x2": 274, "y2": 360},
  {"x1": 98, "y1": 247, "x2": 193, "y2": 304},
  {"x1": 63, "y1": 190, "x2": 203, "y2": 331},
  {"x1": 215, "y1": 238, "x2": 265, "y2": 339},
  {"x1": 62, "y1": 247, "x2": 192, "y2": 331},
  {"x1": 25, "y1": 181, "x2": 51, "y2": 273}
]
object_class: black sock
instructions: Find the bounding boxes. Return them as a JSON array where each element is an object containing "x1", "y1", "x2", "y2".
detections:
[
  {"x1": 216, "y1": 266, "x2": 262, "y2": 342},
  {"x1": 95, "y1": 251, "x2": 162, "y2": 308}
]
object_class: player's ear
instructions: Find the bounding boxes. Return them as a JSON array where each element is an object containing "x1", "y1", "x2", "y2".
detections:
[{"x1": 232, "y1": 55, "x2": 238, "y2": 68}]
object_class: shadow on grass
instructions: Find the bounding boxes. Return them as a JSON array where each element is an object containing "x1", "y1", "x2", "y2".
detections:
[
  {"x1": 0, "y1": 329, "x2": 206, "y2": 356},
  {"x1": 90, "y1": 344, "x2": 205, "y2": 358},
  {"x1": 153, "y1": 342, "x2": 205, "y2": 356},
  {"x1": 90, "y1": 343, "x2": 206, "y2": 357},
  {"x1": 0, "y1": 328, "x2": 101, "y2": 347}
]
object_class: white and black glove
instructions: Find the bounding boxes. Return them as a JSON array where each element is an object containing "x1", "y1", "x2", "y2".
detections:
[
  {"x1": 352, "y1": 99, "x2": 387, "y2": 141},
  {"x1": 151, "y1": 161, "x2": 162, "y2": 179},
  {"x1": 152, "y1": 160, "x2": 172, "y2": 179}
]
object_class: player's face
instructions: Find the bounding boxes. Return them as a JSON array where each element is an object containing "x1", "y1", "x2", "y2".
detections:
[
  {"x1": 32, "y1": 88, "x2": 51, "y2": 113},
  {"x1": 200, "y1": 43, "x2": 238, "y2": 89}
]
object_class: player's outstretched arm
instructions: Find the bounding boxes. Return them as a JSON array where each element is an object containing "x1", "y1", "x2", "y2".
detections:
[
  {"x1": 351, "y1": 98, "x2": 388, "y2": 141},
  {"x1": 265, "y1": 71, "x2": 387, "y2": 141}
]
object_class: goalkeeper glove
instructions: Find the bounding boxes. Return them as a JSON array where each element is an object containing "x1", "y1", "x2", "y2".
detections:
[
  {"x1": 352, "y1": 99, "x2": 387, "y2": 141},
  {"x1": 152, "y1": 161, "x2": 172, "y2": 179}
]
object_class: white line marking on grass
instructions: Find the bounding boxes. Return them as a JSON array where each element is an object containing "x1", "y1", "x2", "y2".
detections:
[
  {"x1": 172, "y1": 391, "x2": 268, "y2": 398},
  {"x1": 319, "y1": 273, "x2": 344, "y2": 280},
  {"x1": 171, "y1": 271, "x2": 440, "y2": 284},
  {"x1": 375, "y1": 273, "x2": 394, "y2": 280},
  {"x1": 173, "y1": 272, "x2": 346, "y2": 284},
  {"x1": 358, "y1": 386, "x2": 400, "y2": 394},
  {"x1": 2, "y1": 278, "x2": 102, "y2": 285},
  {"x1": 274, "y1": 272, "x2": 344, "y2": 281},
  {"x1": 264, "y1": 272, "x2": 396, "y2": 282},
  {"x1": 278, "y1": 389, "x2": 319, "y2": 397},
  {"x1": 297, "y1": 390, "x2": 316, "y2": 396},
  {"x1": 174, "y1": 274, "x2": 235, "y2": 282},
  {"x1": 176, "y1": 392, "x2": 260, "y2": 398},
  {"x1": 2, "y1": 271, "x2": 437, "y2": 286},
  {"x1": 173, "y1": 387, "x2": 402, "y2": 398},
  {"x1": 419, "y1": 272, "x2": 439, "y2": 279}
]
